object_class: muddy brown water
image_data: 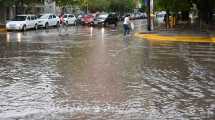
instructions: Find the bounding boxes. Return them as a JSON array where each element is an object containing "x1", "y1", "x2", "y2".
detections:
[{"x1": 0, "y1": 21, "x2": 214, "y2": 120}]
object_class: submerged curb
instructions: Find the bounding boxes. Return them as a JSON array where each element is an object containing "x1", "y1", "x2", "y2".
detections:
[
  {"x1": 0, "y1": 28, "x2": 6, "y2": 32},
  {"x1": 135, "y1": 32, "x2": 215, "y2": 43},
  {"x1": 0, "y1": 26, "x2": 6, "y2": 32},
  {"x1": 0, "y1": 26, "x2": 7, "y2": 32}
]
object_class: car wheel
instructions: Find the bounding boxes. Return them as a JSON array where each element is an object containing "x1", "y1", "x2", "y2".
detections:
[
  {"x1": 45, "y1": 23, "x2": 49, "y2": 29},
  {"x1": 22, "y1": 25, "x2": 26, "y2": 32},
  {"x1": 34, "y1": 24, "x2": 38, "y2": 30}
]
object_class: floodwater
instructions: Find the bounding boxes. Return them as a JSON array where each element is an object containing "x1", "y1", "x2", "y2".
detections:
[{"x1": 0, "y1": 21, "x2": 214, "y2": 120}]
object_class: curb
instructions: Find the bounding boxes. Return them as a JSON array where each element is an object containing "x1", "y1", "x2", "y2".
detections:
[
  {"x1": 0, "y1": 25, "x2": 7, "y2": 32},
  {"x1": 0, "y1": 28, "x2": 6, "y2": 32},
  {"x1": 135, "y1": 32, "x2": 215, "y2": 43},
  {"x1": 0, "y1": 25, "x2": 6, "y2": 32}
]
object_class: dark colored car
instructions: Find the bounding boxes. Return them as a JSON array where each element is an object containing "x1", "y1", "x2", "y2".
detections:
[{"x1": 93, "y1": 13, "x2": 118, "y2": 27}]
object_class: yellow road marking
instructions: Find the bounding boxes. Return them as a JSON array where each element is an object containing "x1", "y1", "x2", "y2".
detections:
[
  {"x1": 0, "y1": 28, "x2": 6, "y2": 32},
  {"x1": 135, "y1": 33, "x2": 215, "y2": 43}
]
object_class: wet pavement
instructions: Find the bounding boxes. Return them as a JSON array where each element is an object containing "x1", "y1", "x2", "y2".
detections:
[{"x1": 0, "y1": 20, "x2": 215, "y2": 120}]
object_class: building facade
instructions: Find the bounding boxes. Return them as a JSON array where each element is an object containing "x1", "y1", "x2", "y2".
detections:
[{"x1": 44, "y1": 0, "x2": 57, "y2": 14}]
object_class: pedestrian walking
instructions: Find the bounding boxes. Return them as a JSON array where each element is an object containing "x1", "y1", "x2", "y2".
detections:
[
  {"x1": 164, "y1": 11, "x2": 170, "y2": 29},
  {"x1": 58, "y1": 14, "x2": 68, "y2": 34},
  {"x1": 60, "y1": 14, "x2": 64, "y2": 25},
  {"x1": 123, "y1": 14, "x2": 131, "y2": 36}
]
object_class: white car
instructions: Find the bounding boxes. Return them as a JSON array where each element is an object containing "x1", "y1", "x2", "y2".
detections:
[
  {"x1": 6, "y1": 15, "x2": 38, "y2": 31},
  {"x1": 156, "y1": 11, "x2": 166, "y2": 24},
  {"x1": 62, "y1": 14, "x2": 77, "y2": 25},
  {"x1": 38, "y1": 14, "x2": 60, "y2": 29}
]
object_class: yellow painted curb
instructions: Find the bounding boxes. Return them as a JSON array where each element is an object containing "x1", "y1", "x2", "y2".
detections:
[
  {"x1": 135, "y1": 32, "x2": 215, "y2": 43},
  {"x1": 0, "y1": 28, "x2": 6, "y2": 32}
]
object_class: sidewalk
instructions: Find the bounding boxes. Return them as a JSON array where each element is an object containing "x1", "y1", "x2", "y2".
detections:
[{"x1": 135, "y1": 22, "x2": 215, "y2": 43}]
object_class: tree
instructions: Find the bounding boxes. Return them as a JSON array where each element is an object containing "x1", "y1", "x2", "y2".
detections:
[
  {"x1": 56, "y1": 0, "x2": 79, "y2": 6},
  {"x1": 55, "y1": 0, "x2": 136, "y2": 13},
  {"x1": 0, "y1": 0, "x2": 42, "y2": 7},
  {"x1": 87, "y1": 0, "x2": 111, "y2": 12},
  {"x1": 0, "y1": 0, "x2": 43, "y2": 14},
  {"x1": 194, "y1": 0, "x2": 215, "y2": 23},
  {"x1": 108, "y1": 0, "x2": 135, "y2": 13},
  {"x1": 155, "y1": 0, "x2": 192, "y2": 13},
  {"x1": 0, "y1": 0, "x2": 14, "y2": 7}
]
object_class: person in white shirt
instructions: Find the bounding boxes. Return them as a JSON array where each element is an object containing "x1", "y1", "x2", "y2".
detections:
[{"x1": 123, "y1": 14, "x2": 131, "y2": 36}]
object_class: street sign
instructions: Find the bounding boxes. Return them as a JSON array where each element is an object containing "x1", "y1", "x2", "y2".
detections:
[{"x1": 144, "y1": 0, "x2": 149, "y2": 6}]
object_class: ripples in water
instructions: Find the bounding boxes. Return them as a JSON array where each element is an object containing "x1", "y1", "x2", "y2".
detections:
[{"x1": 0, "y1": 24, "x2": 215, "y2": 120}]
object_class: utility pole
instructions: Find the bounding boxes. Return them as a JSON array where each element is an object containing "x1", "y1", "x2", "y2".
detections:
[
  {"x1": 147, "y1": 0, "x2": 151, "y2": 31},
  {"x1": 147, "y1": 0, "x2": 154, "y2": 31},
  {"x1": 150, "y1": 0, "x2": 154, "y2": 31}
]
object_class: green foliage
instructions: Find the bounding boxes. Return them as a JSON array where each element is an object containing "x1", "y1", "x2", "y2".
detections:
[
  {"x1": 55, "y1": 0, "x2": 136, "y2": 12},
  {"x1": 194, "y1": 0, "x2": 215, "y2": 21},
  {"x1": 0, "y1": 0, "x2": 43, "y2": 7},
  {"x1": 109, "y1": 0, "x2": 135, "y2": 12},
  {"x1": 0, "y1": 0, "x2": 15, "y2": 7},
  {"x1": 56, "y1": 0, "x2": 79, "y2": 6},
  {"x1": 88, "y1": 0, "x2": 111, "y2": 12},
  {"x1": 155, "y1": 0, "x2": 192, "y2": 12}
]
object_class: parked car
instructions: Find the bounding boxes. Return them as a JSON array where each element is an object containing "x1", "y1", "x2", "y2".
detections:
[
  {"x1": 6, "y1": 15, "x2": 38, "y2": 31},
  {"x1": 119, "y1": 14, "x2": 126, "y2": 21},
  {"x1": 135, "y1": 12, "x2": 147, "y2": 19},
  {"x1": 37, "y1": 14, "x2": 60, "y2": 29},
  {"x1": 61, "y1": 14, "x2": 77, "y2": 25},
  {"x1": 142, "y1": 12, "x2": 147, "y2": 19},
  {"x1": 130, "y1": 13, "x2": 136, "y2": 20},
  {"x1": 81, "y1": 14, "x2": 95, "y2": 25},
  {"x1": 93, "y1": 13, "x2": 118, "y2": 27}
]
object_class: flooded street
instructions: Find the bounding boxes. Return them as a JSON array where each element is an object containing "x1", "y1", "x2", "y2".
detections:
[{"x1": 0, "y1": 20, "x2": 215, "y2": 120}]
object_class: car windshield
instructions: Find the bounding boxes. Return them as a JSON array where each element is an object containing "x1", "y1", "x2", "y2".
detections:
[
  {"x1": 39, "y1": 14, "x2": 49, "y2": 19},
  {"x1": 64, "y1": 15, "x2": 68, "y2": 18},
  {"x1": 97, "y1": 14, "x2": 108, "y2": 19},
  {"x1": 12, "y1": 16, "x2": 26, "y2": 21},
  {"x1": 78, "y1": 14, "x2": 84, "y2": 18},
  {"x1": 157, "y1": 14, "x2": 165, "y2": 18}
]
